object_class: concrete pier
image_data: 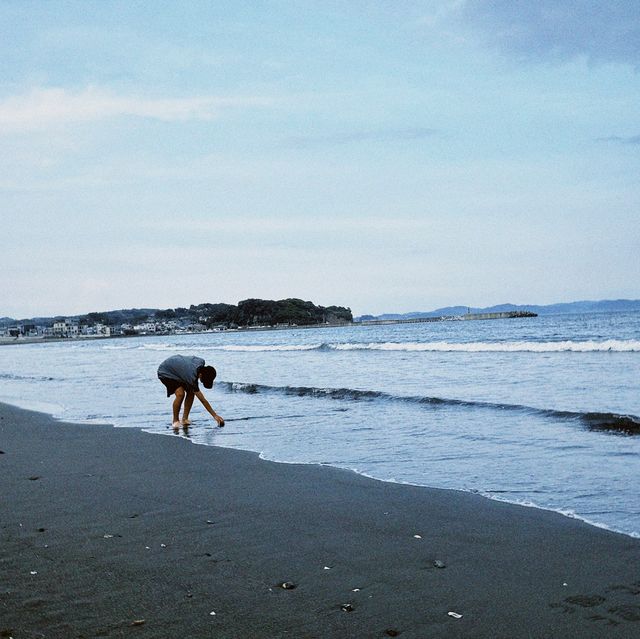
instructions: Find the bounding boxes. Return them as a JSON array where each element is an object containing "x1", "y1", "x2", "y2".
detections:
[{"x1": 357, "y1": 310, "x2": 537, "y2": 326}]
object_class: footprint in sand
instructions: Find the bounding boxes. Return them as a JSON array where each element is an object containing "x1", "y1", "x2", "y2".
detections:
[{"x1": 550, "y1": 583, "x2": 640, "y2": 626}]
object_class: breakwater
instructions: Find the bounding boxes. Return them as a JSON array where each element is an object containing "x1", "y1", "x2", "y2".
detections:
[{"x1": 357, "y1": 310, "x2": 537, "y2": 326}]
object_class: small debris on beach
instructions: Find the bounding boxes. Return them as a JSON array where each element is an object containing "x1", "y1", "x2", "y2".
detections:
[
  {"x1": 130, "y1": 619, "x2": 145, "y2": 626},
  {"x1": 279, "y1": 582, "x2": 297, "y2": 590},
  {"x1": 0, "y1": 450, "x2": 5, "y2": 454},
  {"x1": 29, "y1": 571, "x2": 37, "y2": 575},
  {"x1": 448, "y1": 611, "x2": 463, "y2": 619},
  {"x1": 352, "y1": 588, "x2": 361, "y2": 592},
  {"x1": 103, "y1": 534, "x2": 114, "y2": 539},
  {"x1": 433, "y1": 560, "x2": 446, "y2": 569},
  {"x1": 37, "y1": 528, "x2": 46, "y2": 533},
  {"x1": 160, "y1": 544, "x2": 167, "y2": 548},
  {"x1": 413, "y1": 534, "x2": 422, "y2": 539},
  {"x1": 129, "y1": 513, "x2": 139, "y2": 518},
  {"x1": 209, "y1": 611, "x2": 216, "y2": 616},
  {"x1": 385, "y1": 630, "x2": 400, "y2": 637},
  {"x1": 206, "y1": 520, "x2": 215, "y2": 525},
  {"x1": 340, "y1": 603, "x2": 354, "y2": 612},
  {"x1": 28, "y1": 476, "x2": 40, "y2": 481},
  {"x1": 323, "y1": 566, "x2": 331, "y2": 570}
]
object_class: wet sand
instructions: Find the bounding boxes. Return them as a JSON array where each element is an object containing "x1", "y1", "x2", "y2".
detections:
[{"x1": 1, "y1": 401, "x2": 639, "y2": 638}]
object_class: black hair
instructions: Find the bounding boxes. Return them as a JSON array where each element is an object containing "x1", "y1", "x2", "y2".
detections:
[{"x1": 200, "y1": 365, "x2": 217, "y2": 389}]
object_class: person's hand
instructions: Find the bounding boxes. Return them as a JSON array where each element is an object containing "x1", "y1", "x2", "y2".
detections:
[{"x1": 215, "y1": 415, "x2": 225, "y2": 427}]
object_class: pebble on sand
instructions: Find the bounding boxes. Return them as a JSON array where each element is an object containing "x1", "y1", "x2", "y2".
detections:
[{"x1": 433, "y1": 560, "x2": 446, "y2": 569}]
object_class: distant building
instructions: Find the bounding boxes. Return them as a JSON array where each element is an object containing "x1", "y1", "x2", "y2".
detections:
[
  {"x1": 52, "y1": 319, "x2": 79, "y2": 338},
  {"x1": 95, "y1": 323, "x2": 111, "y2": 337},
  {"x1": 22, "y1": 323, "x2": 38, "y2": 336},
  {"x1": 134, "y1": 322, "x2": 158, "y2": 334}
]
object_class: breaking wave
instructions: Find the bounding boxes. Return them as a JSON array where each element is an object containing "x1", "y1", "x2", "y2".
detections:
[
  {"x1": 103, "y1": 343, "x2": 321, "y2": 352},
  {"x1": 219, "y1": 381, "x2": 640, "y2": 435},
  {"x1": 328, "y1": 339, "x2": 640, "y2": 353},
  {"x1": 102, "y1": 339, "x2": 640, "y2": 353}
]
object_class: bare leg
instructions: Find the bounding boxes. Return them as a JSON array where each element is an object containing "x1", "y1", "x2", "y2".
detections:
[
  {"x1": 172, "y1": 387, "x2": 185, "y2": 428},
  {"x1": 182, "y1": 391, "x2": 195, "y2": 425}
]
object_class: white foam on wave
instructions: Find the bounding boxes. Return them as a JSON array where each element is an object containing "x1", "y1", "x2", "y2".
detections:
[
  {"x1": 103, "y1": 343, "x2": 323, "y2": 352},
  {"x1": 103, "y1": 339, "x2": 640, "y2": 353},
  {"x1": 214, "y1": 344, "x2": 321, "y2": 352},
  {"x1": 332, "y1": 339, "x2": 640, "y2": 353},
  {"x1": 102, "y1": 343, "x2": 206, "y2": 351},
  {"x1": 478, "y1": 492, "x2": 640, "y2": 539}
]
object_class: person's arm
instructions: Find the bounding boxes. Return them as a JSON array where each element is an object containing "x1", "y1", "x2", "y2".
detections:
[{"x1": 195, "y1": 390, "x2": 225, "y2": 426}]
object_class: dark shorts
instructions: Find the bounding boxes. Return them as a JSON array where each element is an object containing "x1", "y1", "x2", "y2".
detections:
[{"x1": 159, "y1": 376, "x2": 184, "y2": 397}]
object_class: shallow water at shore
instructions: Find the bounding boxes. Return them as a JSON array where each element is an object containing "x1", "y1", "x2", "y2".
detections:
[{"x1": 1, "y1": 311, "x2": 639, "y2": 536}]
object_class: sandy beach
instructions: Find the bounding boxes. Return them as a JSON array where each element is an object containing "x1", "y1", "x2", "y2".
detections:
[{"x1": 1, "y1": 401, "x2": 639, "y2": 638}]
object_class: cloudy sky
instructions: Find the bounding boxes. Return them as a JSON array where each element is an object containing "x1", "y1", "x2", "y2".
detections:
[{"x1": 1, "y1": 1, "x2": 638, "y2": 318}]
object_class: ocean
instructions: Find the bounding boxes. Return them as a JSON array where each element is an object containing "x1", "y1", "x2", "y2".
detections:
[{"x1": 1, "y1": 311, "x2": 639, "y2": 537}]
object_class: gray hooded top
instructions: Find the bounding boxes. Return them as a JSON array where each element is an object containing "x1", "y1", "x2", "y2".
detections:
[{"x1": 157, "y1": 355, "x2": 205, "y2": 392}]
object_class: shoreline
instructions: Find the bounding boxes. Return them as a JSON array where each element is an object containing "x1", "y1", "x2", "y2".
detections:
[
  {"x1": 5, "y1": 393, "x2": 640, "y2": 541},
  {"x1": 2, "y1": 401, "x2": 639, "y2": 637}
]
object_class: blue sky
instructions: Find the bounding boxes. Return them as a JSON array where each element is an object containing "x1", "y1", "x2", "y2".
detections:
[{"x1": 1, "y1": 0, "x2": 638, "y2": 317}]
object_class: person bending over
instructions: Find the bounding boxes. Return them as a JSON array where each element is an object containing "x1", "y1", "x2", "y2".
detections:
[{"x1": 157, "y1": 354, "x2": 225, "y2": 429}]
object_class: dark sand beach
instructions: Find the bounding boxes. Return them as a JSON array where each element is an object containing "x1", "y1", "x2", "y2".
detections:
[{"x1": 1, "y1": 401, "x2": 639, "y2": 638}]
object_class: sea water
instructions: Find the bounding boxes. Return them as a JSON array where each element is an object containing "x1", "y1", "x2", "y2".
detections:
[{"x1": 1, "y1": 311, "x2": 639, "y2": 537}]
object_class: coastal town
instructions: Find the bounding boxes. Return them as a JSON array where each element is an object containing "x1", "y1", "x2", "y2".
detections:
[
  {"x1": 0, "y1": 298, "x2": 354, "y2": 342},
  {"x1": 0, "y1": 317, "x2": 209, "y2": 340}
]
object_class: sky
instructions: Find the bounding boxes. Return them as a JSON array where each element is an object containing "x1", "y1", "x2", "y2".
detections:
[{"x1": 0, "y1": 0, "x2": 639, "y2": 318}]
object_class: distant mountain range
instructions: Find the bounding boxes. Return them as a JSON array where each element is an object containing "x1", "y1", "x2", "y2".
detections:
[{"x1": 356, "y1": 299, "x2": 640, "y2": 322}]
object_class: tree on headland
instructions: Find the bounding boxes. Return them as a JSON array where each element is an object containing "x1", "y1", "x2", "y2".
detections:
[{"x1": 232, "y1": 298, "x2": 351, "y2": 327}]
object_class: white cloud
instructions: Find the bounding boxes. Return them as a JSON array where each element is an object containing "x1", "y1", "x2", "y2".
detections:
[{"x1": 0, "y1": 86, "x2": 271, "y2": 134}]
